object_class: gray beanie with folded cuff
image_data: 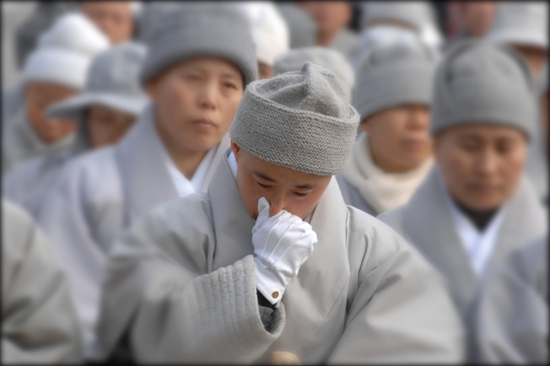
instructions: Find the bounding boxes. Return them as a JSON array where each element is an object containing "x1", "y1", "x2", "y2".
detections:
[
  {"x1": 46, "y1": 42, "x2": 149, "y2": 124},
  {"x1": 139, "y1": 3, "x2": 258, "y2": 86},
  {"x1": 431, "y1": 40, "x2": 536, "y2": 139},
  {"x1": 354, "y1": 39, "x2": 439, "y2": 121},
  {"x1": 230, "y1": 62, "x2": 360, "y2": 176},
  {"x1": 273, "y1": 47, "x2": 355, "y2": 102}
]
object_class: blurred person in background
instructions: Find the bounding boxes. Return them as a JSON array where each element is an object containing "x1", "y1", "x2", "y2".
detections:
[
  {"x1": 337, "y1": 39, "x2": 439, "y2": 216},
  {"x1": 379, "y1": 41, "x2": 547, "y2": 360},
  {"x1": 33, "y1": 3, "x2": 257, "y2": 360},
  {"x1": 461, "y1": 2, "x2": 498, "y2": 38},
  {"x1": 273, "y1": 46, "x2": 355, "y2": 102},
  {"x1": 2, "y1": 200, "x2": 82, "y2": 364},
  {"x1": 486, "y1": 1, "x2": 548, "y2": 203},
  {"x1": 298, "y1": 2, "x2": 358, "y2": 61},
  {"x1": 81, "y1": 1, "x2": 141, "y2": 44},
  {"x1": 354, "y1": 2, "x2": 441, "y2": 70},
  {"x1": 239, "y1": 2, "x2": 289, "y2": 80},
  {"x1": 3, "y1": 42, "x2": 148, "y2": 221},
  {"x1": 95, "y1": 62, "x2": 464, "y2": 364},
  {"x1": 471, "y1": 235, "x2": 548, "y2": 364},
  {"x1": 275, "y1": 2, "x2": 317, "y2": 49},
  {"x1": 2, "y1": 13, "x2": 110, "y2": 173}
]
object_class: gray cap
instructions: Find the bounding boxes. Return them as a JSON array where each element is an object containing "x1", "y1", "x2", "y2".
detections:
[
  {"x1": 273, "y1": 47, "x2": 355, "y2": 102},
  {"x1": 486, "y1": 2, "x2": 548, "y2": 49},
  {"x1": 431, "y1": 40, "x2": 536, "y2": 139},
  {"x1": 360, "y1": 2, "x2": 435, "y2": 33},
  {"x1": 230, "y1": 62, "x2": 359, "y2": 176},
  {"x1": 275, "y1": 3, "x2": 317, "y2": 49},
  {"x1": 354, "y1": 39, "x2": 439, "y2": 121},
  {"x1": 139, "y1": 3, "x2": 258, "y2": 86},
  {"x1": 46, "y1": 42, "x2": 149, "y2": 123}
]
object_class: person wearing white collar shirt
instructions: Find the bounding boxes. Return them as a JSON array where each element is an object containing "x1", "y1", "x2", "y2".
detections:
[{"x1": 378, "y1": 40, "x2": 547, "y2": 361}]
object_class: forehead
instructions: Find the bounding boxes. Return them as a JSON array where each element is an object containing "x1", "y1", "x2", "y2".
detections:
[
  {"x1": 240, "y1": 149, "x2": 330, "y2": 184},
  {"x1": 162, "y1": 57, "x2": 242, "y2": 79},
  {"x1": 83, "y1": 2, "x2": 132, "y2": 12},
  {"x1": 440, "y1": 123, "x2": 527, "y2": 141},
  {"x1": 27, "y1": 81, "x2": 76, "y2": 96}
]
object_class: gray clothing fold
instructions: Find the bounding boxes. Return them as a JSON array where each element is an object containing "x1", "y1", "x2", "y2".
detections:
[
  {"x1": 2, "y1": 200, "x2": 82, "y2": 364},
  {"x1": 335, "y1": 174, "x2": 377, "y2": 215},
  {"x1": 96, "y1": 149, "x2": 465, "y2": 363},
  {"x1": 472, "y1": 236, "x2": 548, "y2": 364}
]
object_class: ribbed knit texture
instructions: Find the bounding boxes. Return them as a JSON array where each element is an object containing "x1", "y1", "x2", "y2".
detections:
[
  {"x1": 431, "y1": 40, "x2": 536, "y2": 139},
  {"x1": 230, "y1": 62, "x2": 360, "y2": 176}
]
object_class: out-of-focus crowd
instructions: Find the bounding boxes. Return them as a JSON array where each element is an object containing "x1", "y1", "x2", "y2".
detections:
[{"x1": 1, "y1": 2, "x2": 547, "y2": 365}]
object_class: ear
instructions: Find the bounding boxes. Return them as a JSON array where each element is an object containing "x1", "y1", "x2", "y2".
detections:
[{"x1": 230, "y1": 140, "x2": 241, "y2": 163}]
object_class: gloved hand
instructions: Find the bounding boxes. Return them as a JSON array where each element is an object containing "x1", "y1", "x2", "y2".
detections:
[{"x1": 252, "y1": 197, "x2": 318, "y2": 305}]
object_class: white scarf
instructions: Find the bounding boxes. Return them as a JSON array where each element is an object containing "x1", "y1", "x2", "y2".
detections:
[{"x1": 342, "y1": 132, "x2": 433, "y2": 214}]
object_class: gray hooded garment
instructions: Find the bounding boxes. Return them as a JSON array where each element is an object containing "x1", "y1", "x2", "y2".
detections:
[
  {"x1": 3, "y1": 42, "x2": 148, "y2": 221},
  {"x1": 471, "y1": 236, "x2": 547, "y2": 364},
  {"x1": 94, "y1": 149, "x2": 465, "y2": 363},
  {"x1": 2, "y1": 200, "x2": 82, "y2": 364},
  {"x1": 378, "y1": 167, "x2": 547, "y2": 341}
]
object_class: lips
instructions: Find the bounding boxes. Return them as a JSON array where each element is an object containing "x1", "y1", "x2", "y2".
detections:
[{"x1": 192, "y1": 119, "x2": 217, "y2": 131}]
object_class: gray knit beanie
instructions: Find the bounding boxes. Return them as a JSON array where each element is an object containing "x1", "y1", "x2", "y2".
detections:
[
  {"x1": 360, "y1": 2, "x2": 435, "y2": 33},
  {"x1": 230, "y1": 62, "x2": 360, "y2": 176},
  {"x1": 431, "y1": 40, "x2": 536, "y2": 139},
  {"x1": 273, "y1": 47, "x2": 355, "y2": 102},
  {"x1": 354, "y1": 39, "x2": 439, "y2": 121},
  {"x1": 139, "y1": 3, "x2": 258, "y2": 86}
]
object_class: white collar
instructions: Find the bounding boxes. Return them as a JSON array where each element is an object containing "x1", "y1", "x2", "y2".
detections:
[
  {"x1": 439, "y1": 172, "x2": 506, "y2": 278},
  {"x1": 163, "y1": 145, "x2": 217, "y2": 198}
]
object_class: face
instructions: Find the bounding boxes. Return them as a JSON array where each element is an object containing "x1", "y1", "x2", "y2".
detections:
[
  {"x1": 362, "y1": 104, "x2": 432, "y2": 173},
  {"x1": 258, "y1": 61, "x2": 273, "y2": 80},
  {"x1": 82, "y1": 2, "x2": 134, "y2": 44},
  {"x1": 463, "y1": 2, "x2": 497, "y2": 37},
  {"x1": 24, "y1": 82, "x2": 78, "y2": 144},
  {"x1": 87, "y1": 104, "x2": 137, "y2": 148},
  {"x1": 146, "y1": 57, "x2": 244, "y2": 154},
  {"x1": 232, "y1": 142, "x2": 332, "y2": 220},
  {"x1": 435, "y1": 124, "x2": 527, "y2": 211},
  {"x1": 300, "y1": 2, "x2": 352, "y2": 37},
  {"x1": 511, "y1": 44, "x2": 547, "y2": 79}
]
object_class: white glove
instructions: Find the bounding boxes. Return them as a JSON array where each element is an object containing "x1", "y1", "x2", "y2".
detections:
[{"x1": 252, "y1": 197, "x2": 318, "y2": 305}]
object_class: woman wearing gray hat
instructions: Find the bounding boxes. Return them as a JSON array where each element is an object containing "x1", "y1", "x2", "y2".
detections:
[
  {"x1": 32, "y1": 3, "x2": 258, "y2": 361},
  {"x1": 95, "y1": 62, "x2": 464, "y2": 364},
  {"x1": 337, "y1": 39, "x2": 439, "y2": 216},
  {"x1": 3, "y1": 42, "x2": 148, "y2": 221},
  {"x1": 378, "y1": 40, "x2": 547, "y2": 360}
]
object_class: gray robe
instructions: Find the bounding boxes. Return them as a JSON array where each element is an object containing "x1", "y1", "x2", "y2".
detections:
[
  {"x1": 472, "y1": 236, "x2": 548, "y2": 364},
  {"x1": 2, "y1": 200, "x2": 82, "y2": 364},
  {"x1": 35, "y1": 105, "x2": 229, "y2": 357},
  {"x1": 378, "y1": 166, "x2": 547, "y2": 322},
  {"x1": 95, "y1": 149, "x2": 465, "y2": 364},
  {"x1": 335, "y1": 174, "x2": 377, "y2": 215},
  {"x1": 2, "y1": 107, "x2": 76, "y2": 173}
]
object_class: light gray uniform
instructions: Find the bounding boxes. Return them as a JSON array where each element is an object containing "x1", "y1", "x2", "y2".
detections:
[
  {"x1": 95, "y1": 151, "x2": 465, "y2": 364},
  {"x1": 2, "y1": 200, "x2": 82, "y2": 364},
  {"x1": 472, "y1": 236, "x2": 548, "y2": 363}
]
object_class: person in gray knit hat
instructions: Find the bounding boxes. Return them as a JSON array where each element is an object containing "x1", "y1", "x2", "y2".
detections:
[
  {"x1": 379, "y1": 41, "x2": 546, "y2": 361},
  {"x1": 94, "y1": 61, "x2": 464, "y2": 364},
  {"x1": 337, "y1": 39, "x2": 439, "y2": 216},
  {"x1": 32, "y1": 3, "x2": 258, "y2": 361},
  {"x1": 3, "y1": 42, "x2": 148, "y2": 220},
  {"x1": 273, "y1": 47, "x2": 355, "y2": 102}
]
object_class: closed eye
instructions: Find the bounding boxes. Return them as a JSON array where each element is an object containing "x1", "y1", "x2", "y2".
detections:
[{"x1": 257, "y1": 182, "x2": 271, "y2": 189}]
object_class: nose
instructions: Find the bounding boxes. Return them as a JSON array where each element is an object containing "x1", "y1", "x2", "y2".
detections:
[
  {"x1": 477, "y1": 149, "x2": 498, "y2": 176},
  {"x1": 199, "y1": 82, "x2": 218, "y2": 110},
  {"x1": 268, "y1": 195, "x2": 286, "y2": 217}
]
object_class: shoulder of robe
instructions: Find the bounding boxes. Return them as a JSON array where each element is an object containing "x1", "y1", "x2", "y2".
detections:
[
  {"x1": 346, "y1": 206, "x2": 413, "y2": 272},
  {"x1": 376, "y1": 205, "x2": 406, "y2": 234},
  {"x1": 110, "y1": 192, "x2": 214, "y2": 262},
  {"x1": 499, "y1": 236, "x2": 547, "y2": 289}
]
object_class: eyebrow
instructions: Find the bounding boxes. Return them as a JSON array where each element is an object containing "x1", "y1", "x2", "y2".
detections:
[{"x1": 253, "y1": 171, "x2": 316, "y2": 190}]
